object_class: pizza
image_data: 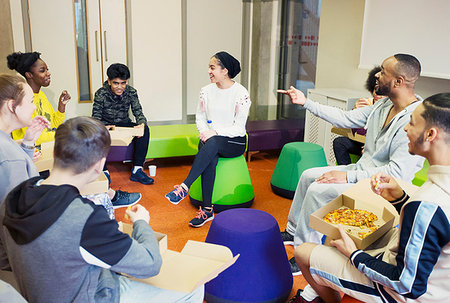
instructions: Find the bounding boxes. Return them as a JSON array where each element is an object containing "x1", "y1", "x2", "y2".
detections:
[{"x1": 323, "y1": 207, "x2": 379, "y2": 238}]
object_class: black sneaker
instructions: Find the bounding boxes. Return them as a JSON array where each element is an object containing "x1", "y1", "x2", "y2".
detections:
[
  {"x1": 289, "y1": 256, "x2": 302, "y2": 276},
  {"x1": 281, "y1": 230, "x2": 294, "y2": 246},
  {"x1": 111, "y1": 190, "x2": 141, "y2": 209},
  {"x1": 130, "y1": 168, "x2": 154, "y2": 185},
  {"x1": 189, "y1": 207, "x2": 214, "y2": 227}
]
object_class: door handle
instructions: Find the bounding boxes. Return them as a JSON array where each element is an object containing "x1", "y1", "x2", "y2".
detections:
[
  {"x1": 103, "y1": 31, "x2": 108, "y2": 61},
  {"x1": 95, "y1": 30, "x2": 99, "y2": 61}
]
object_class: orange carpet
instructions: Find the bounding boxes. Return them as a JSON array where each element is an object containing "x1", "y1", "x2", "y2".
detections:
[{"x1": 110, "y1": 150, "x2": 307, "y2": 301}]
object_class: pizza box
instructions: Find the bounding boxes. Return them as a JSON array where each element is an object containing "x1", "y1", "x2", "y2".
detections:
[
  {"x1": 118, "y1": 222, "x2": 239, "y2": 293},
  {"x1": 331, "y1": 127, "x2": 365, "y2": 144},
  {"x1": 310, "y1": 194, "x2": 395, "y2": 249},
  {"x1": 310, "y1": 179, "x2": 418, "y2": 250},
  {"x1": 79, "y1": 172, "x2": 109, "y2": 196},
  {"x1": 109, "y1": 126, "x2": 144, "y2": 146}
]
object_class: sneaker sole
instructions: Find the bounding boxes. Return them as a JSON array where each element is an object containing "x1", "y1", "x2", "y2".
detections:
[
  {"x1": 165, "y1": 195, "x2": 183, "y2": 205},
  {"x1": 292, "y1": 270, "x2": 302, "y2": 276},
  {"x1": 112, "y1": 194, "x2": 142, "y2": 209},
  {"x1": 130, "y1": 176, "x2": 154, "y2": 185},
  {"x1": 283, "y1": 240, "x2": 294, "y2": 246},
  {"x1": 189, "y1": 215, "x2": 214, "y2": 228}
]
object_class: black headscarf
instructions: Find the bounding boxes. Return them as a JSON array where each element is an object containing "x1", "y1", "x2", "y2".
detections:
[
  {"x1": 6, "y1": 51, "x2": 41, "y2": 77},
  {"x1": 214, "y1": 51, "x2": 241, "y2": 79}
]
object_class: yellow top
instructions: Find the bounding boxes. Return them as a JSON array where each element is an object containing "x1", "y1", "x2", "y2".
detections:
[{"x1": 12, "y1": 90, "x2": 65, "y2": 146}]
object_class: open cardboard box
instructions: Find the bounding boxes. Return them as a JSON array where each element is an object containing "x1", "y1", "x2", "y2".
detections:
[
  {"x1": 331, "y1": 127, "x2": 366, "y2": 144},
  {"x1": 310, "y1": 178, "x2": 418, "y2": 250},
  {"x1": 34, "y1": 141, "x2": 108, "y2": 195},
  {"x1": 34, "y1": 141, "x2": 55, "y2": 172},
  {"x1": 118, "y1": 222, "x2": 239, "y2": 293},
  {"x1": 79, "y1": 172, "x2": 109, "y2": 196},
  {"x1": 109, "y1": 126, "x2": 144, "y2": 146},
  {"x1": 310, "y1": 194, "x2": 395, "y2": 249}
]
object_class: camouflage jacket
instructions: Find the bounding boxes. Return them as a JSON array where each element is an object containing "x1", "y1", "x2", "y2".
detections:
[{"x1": 92, "y1": 82, "x2": 147, "y2": 125}]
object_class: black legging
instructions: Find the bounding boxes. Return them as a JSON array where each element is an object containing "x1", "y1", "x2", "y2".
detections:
[
  {"x1": 184, "y1": 135, "x2": 247, "y2": 208},
  {"x1": 103, "y1": 122, "x2": 150, "y2": 171},
  {"x1": 332, "y1": 136, "x2": 363, "y2": 165}
]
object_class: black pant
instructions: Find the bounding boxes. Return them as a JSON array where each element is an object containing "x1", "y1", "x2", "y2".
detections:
[
  {"x1": 184, "y1": 136, "x2": 247, "y2": 208},
  {"x1": 332, "y1": 136, "x2": 363, "y2": 165},
  {"x1": 104, "y1": 122, "x2": 150, "y2": 171}
]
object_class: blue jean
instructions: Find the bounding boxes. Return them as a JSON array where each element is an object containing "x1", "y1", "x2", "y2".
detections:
[
  {"x1": 118, "y1": 275, "x2": 204, "y2": 303},
  {"x1": 183, "y1": 135, "x2": 246, "y2": 208}
]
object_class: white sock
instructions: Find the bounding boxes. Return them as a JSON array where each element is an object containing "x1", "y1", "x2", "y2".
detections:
[
  {"x1": 180, "y1": 183, "x2": 189, "y2": 191},
  {"x1": 301, "y1": 284, "x2": 320, "y2": 302},
  {"x1": 132, "y1": 166, "x2": 142, "y2": 174}
]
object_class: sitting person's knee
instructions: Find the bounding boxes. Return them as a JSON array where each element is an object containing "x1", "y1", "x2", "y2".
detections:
[{"x1": 294, "y1": 242, "x2": 317, "y2": 268}]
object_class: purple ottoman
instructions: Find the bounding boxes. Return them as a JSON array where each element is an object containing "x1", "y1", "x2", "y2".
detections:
[{"x1": 205, "y1": 209, "x2": 293, "y2": 303}]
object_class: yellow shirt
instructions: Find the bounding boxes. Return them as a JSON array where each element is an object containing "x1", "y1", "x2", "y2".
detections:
[{"x1": 12, "y1": 90, "x2": 65, "y2": 146}]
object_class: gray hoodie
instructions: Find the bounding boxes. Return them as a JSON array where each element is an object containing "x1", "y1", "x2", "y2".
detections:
[
  {"x1": 0, "y1": 177, "x2": 162, "y2": 303},
  {"x1": 303, "y1": 96, "x2": 425, "y2": 182}
]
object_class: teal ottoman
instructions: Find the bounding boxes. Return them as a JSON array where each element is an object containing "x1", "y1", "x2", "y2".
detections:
[
  {"x1": 189, "y1": 155, "x2": 255, "y2": 212},
  {"x1": 271, "y1": 142, "x2": 327, "y2": 199}
]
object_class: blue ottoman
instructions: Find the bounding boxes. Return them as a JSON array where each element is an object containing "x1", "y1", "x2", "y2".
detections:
[{"x1": 205, "y1": 209, "x2": 293, "y2": 303}]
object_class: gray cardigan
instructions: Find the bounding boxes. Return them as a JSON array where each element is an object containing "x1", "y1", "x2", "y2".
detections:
[
  {"x1": 303, "y1": 96, "x2": 424, "y2": 182},
  {"x1": 0, "y1": 130, "x2": 38, "y2": 203}
]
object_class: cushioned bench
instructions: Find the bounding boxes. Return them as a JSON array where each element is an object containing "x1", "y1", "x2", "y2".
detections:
[
  {"x1": 245, "y1": 119, "x2": 304, "y2": 160},
  {"x1": 146, "y1": 124, "x2": 199, "y2": 158},
  {"x1": 106, "y1": 119, "x2": 305, "y2": 162},
  {"x1": 106, "y1": 124, "x2": 199, "y2": 162}
]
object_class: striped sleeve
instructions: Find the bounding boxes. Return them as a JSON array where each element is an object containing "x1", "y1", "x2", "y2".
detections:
[{"x1": 351, "y1": 201, "x2": 450, "y2": 299}]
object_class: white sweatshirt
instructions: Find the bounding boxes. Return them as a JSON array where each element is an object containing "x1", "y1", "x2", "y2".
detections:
[{"x1": 196, "y1": 82, "x2": 251, "y2": 137}]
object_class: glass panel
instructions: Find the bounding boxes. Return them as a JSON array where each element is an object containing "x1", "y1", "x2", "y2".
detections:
[
  {"x1": 278, "y1": 0, "x2": 320, "y2": 119},
  {"x1": 74, "y1": 0, "x2": 91, "y2": 102}
]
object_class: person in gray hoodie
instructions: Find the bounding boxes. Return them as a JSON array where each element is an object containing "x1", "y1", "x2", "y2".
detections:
[
  {"x1": 0, "y1": 117, "x2": 204, "y2": 303},
  {"x1": 277, "y1": 54, "x2": 425, "y2": 275}
]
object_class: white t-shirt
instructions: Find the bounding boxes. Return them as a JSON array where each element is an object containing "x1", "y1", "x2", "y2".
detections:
[{"x1": 195, "y1": 82, "x2": 251, "y2": 137}]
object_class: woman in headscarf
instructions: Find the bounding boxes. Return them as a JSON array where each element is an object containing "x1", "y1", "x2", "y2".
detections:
[{"x1": 165, "y1": 51, "x2": 251, "y2": 227}]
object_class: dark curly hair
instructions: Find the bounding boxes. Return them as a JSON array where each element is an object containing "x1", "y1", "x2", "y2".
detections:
[
  {"x1": 6, "y1": 52, "x2": 41, "y2": 77},
  {"x1": 364, "y1": 66, "x2": 381, "y2": 93}
]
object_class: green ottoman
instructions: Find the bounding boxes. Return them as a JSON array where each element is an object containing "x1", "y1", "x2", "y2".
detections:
[
  {"x1": 271, "y1": 142, "x2": 327, "y2": 199},
  {"x1": 189, "y1": 155, "x2": 255, "y2": 212}
]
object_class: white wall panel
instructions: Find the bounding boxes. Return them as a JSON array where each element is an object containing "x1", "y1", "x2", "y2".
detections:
[
  {"x1": 129, "y1": 0, "x2": 182, "y2": 122},
  {"x1": 186, "y1": 0, "x2": 243, "y2": 115}
]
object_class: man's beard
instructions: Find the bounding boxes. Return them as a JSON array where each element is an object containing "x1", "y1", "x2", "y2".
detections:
[{"x1": 375, "y1": 82, "x2": 391, "y2": 96}]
